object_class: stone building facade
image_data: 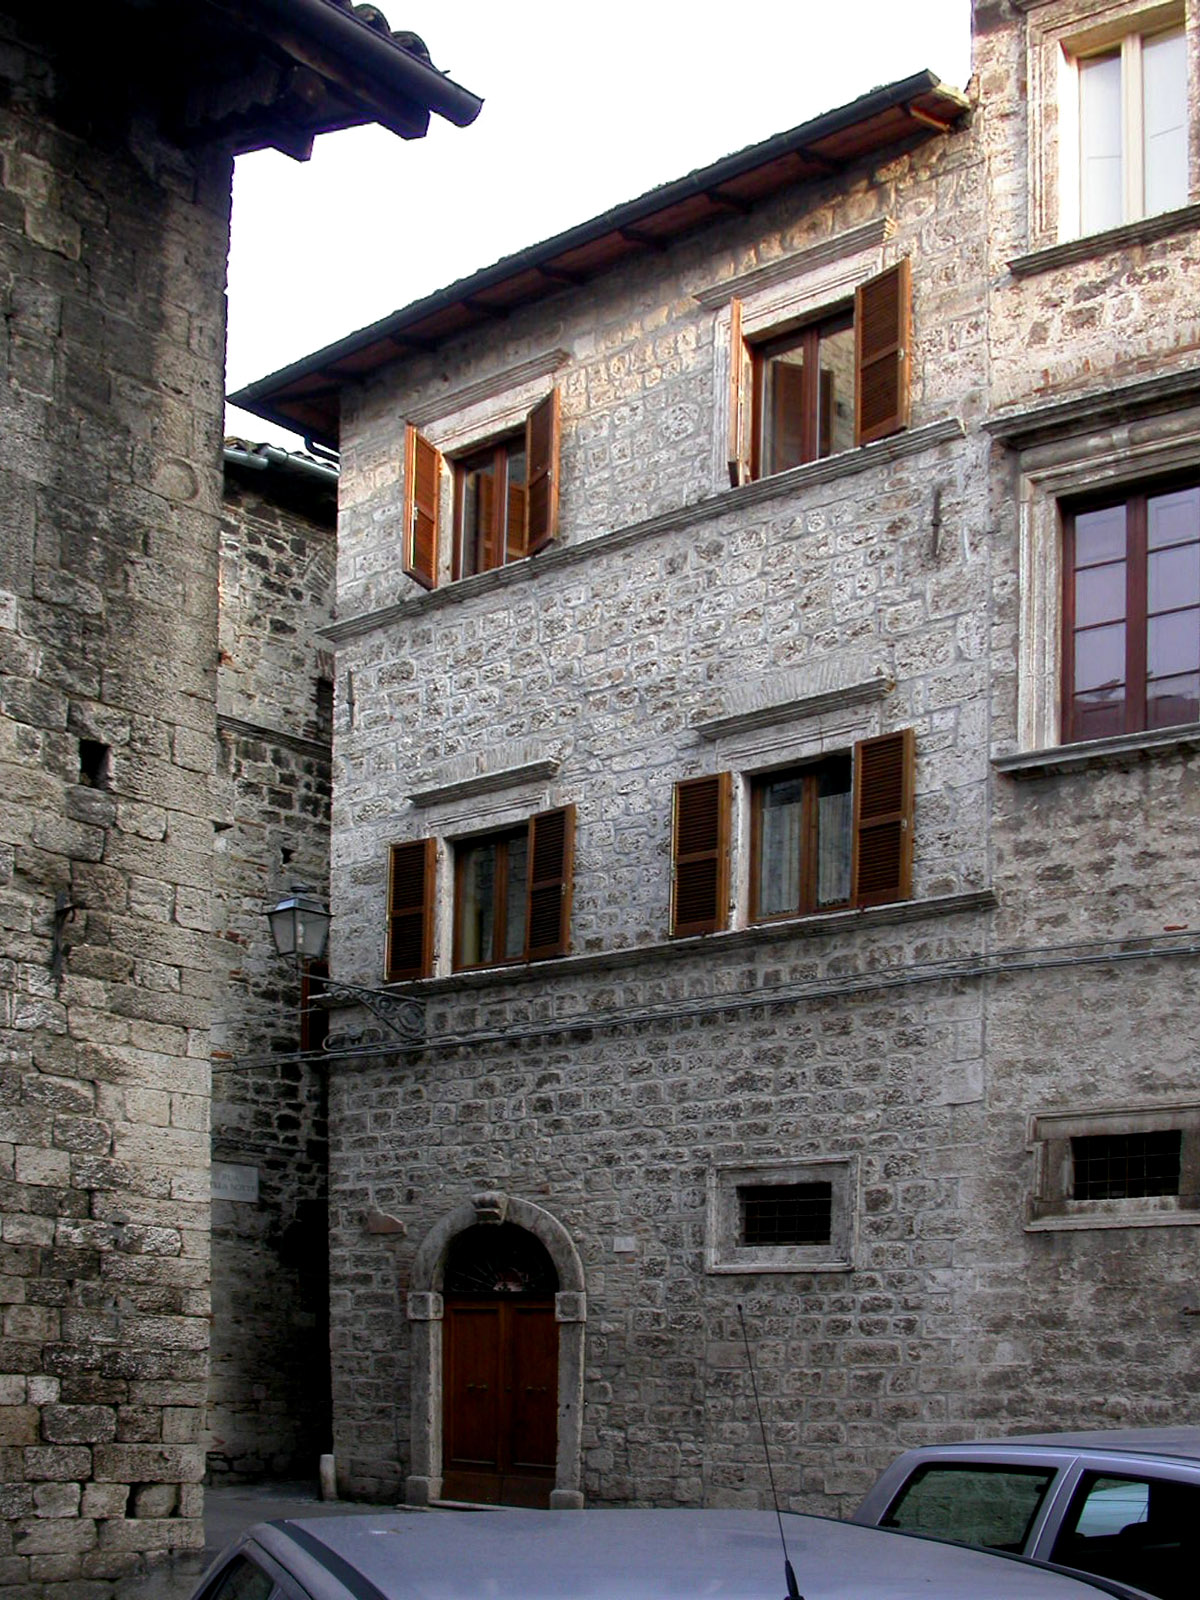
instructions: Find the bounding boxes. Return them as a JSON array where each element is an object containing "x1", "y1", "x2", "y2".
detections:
[
  {"x1": 0, "y1": 3, "x2": 479, "y2": 1591},
  {"x1": 240, "y1": 0, "x2": 1200, "y2": 1520},
  {"x1": 209, "y1": 443, "x2": 338, "y2": 1483}
]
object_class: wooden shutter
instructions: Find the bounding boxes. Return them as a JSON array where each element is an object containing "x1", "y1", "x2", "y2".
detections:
[
  {"x1": 524, "y1": 389, "x2": 561, "y2": 556},
  {"x1": 854, "y1": 259, "x2": 911, "y2": 447},
  {"x1": 403, "y1": 424, "x2": 441, "y2": 589},
  {"x1": 524, "y1": 804, "x2": 575, "y2": 960},
  {"x1": 851, "y1": 729, "x2": 915, "y2": 908},
  {"x1": 386, "y1": 838, "x2": 436, "y2": 980},
  {"x1": 727, "y1": 297, "x2": 751, "y2": 487},
  {"x1": 670, "y1": 773, "x2": 731, "y2": 937}
]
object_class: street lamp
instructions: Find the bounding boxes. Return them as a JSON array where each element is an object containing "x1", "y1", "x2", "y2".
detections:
[{"x1": 264, "y1": 887, "x2": 424, "y2": 1048}]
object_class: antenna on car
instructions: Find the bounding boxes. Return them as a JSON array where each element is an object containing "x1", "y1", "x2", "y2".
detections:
[{"x1": 738, "y1": 1302, "x2": 804, "y2": 1600}]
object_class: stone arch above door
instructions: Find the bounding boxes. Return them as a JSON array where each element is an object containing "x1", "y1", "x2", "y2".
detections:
[{"x1": 406, "y1": 1192, "x2": 586, "y2": 1509}]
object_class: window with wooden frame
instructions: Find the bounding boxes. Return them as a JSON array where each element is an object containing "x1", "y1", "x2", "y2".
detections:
[
  {"x1": 453, "y1": 805, "x2": 575, "y2": 971},
  {"x1": 728, "y1": 260, "x2": 911, "y2": 486},
  {"x1": 404, "y1": 391, "x2": 561, "y2": 590},
  {"x1": 1028, "y1": 1104, "x2": 1200, "y2": 1230},
  {"x1": 1062, "y1": 476, "x2": 1200, "y2": 744},
  {"x1": 750, "y1": 730, "x2": 915, "y2": 923}
]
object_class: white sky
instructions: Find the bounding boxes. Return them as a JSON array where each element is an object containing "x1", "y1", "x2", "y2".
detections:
[{"x1": 225, "y1": 1, "x2": 974, "y2": 450}]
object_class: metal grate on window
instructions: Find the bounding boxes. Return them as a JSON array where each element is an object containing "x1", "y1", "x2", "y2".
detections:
[
  {"x1": 739, "y1": 1182, "x2": 833, "y2": 1246},
  {"x1": 1071, "y1": 1130, "x2": 1182, "y2": 1200}
]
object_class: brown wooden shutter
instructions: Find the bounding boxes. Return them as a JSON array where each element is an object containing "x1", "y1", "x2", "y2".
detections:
[
  {"x1": 524, "y1": 389, "x2": 561, "y2": 556},
  {"x1": 524, "y1": 804, "x2": 575, "y2": 960},
  {"x1": 386, "y1": 838, "x2": 436, "y2": 980},
  {"x1": 854, "y1": 258, "x2": 911, "y2": 447},
  {"x1": 403, "y1": 424, "x2": 441, "y2": 589},
  {"x1": 727, "y1": 297, "x2": 751, "y2": 487},
  {"x1": 851, "y1": 729, "x2": 915, "y2": 908},
  {"x1": 670, "y1": 773, "x2": 731, "y2": 937}
]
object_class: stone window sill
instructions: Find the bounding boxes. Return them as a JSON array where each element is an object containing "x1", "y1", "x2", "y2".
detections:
[
  {"x1": 1009, "y1": 203, "x2": 1200, "y2": 279},
  {"x1": 993, "y1": 722, "x2": 1200, "y2": 779}
]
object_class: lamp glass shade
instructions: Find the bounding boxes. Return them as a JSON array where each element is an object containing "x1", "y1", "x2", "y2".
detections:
[{"x1": 266, "y1": 891, "x2": 331, "y2": 963}]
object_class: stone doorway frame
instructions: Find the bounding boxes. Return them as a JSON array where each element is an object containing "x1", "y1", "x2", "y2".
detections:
[{"x1": 405, "y1": 1191, "x2": 586, "y2": 1509}]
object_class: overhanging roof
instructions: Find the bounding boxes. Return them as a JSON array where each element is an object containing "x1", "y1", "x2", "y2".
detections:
[{"x1": 230, "y1": 71, "x2": 969, "y2": 448}]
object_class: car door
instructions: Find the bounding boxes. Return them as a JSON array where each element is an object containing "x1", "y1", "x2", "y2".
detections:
[
  {"x1": 867, "y1": 1451, "x2": 1069, "y2": 1554},
  {"x1": 1032, "y1": 1457, "x2": 1200, "y2": 1600}
]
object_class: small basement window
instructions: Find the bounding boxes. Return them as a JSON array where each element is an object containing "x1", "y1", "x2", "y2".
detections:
[
  {"x1": 739, "y1": 1182, "x2": 833, "y2": 1247},
  {"x1": 707, "y1": 1159, "x2": 856, "y2": 1273},
  {"x1": 1028, "y1": 1105, "x2": 1200, "y2": 1230}
]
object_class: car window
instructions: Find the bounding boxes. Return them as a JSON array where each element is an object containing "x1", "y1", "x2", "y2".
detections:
[
  {"x1": 1050, "y1": 1471, "x2": 1199, "y2": 1600},
  {"x1": 199, "y1": 1555, "x2": 280, "y2": 1600},
  {"x1": 881, "y1": 1463, "x2": 1057, "y2": 1552}
]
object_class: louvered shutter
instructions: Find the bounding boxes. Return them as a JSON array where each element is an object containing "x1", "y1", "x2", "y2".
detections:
[
  {"x1": 854, "y1": 259, "x2": 911, "y2": 447},
  {"x1": 403, "y1": 424, "x2": 441, "y2": 589},
  {"x1": 670, "y1": 773, "x2": 731, "y2": 937},
  {"x1": 524, "y1": 805, "x2": 575, "y2": 960},
  {"x1": 727, "y1": 297, "x2": 751, "y2": 487},
  {"x1": 851, "y1": 729, "x2": 914, "y2": 908},
  {"x1": 386, "y1": 838, "x2": 436, "y2": 980},
  {"x1": 524, "y1": 389, "x2": 561, "y2": 556}
]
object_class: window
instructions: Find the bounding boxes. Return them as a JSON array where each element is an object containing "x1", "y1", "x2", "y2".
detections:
[
  {"x1": 454, "y1": 434, "x2": 527, "y2": 578},
  {"x1": 706, "y1": 1158, "x2": 856, "y2": 1273},
  {"x1": 403, "y1": 389, "x2": 560, "y2": 590},
  {"x1": 1027, "y1": 1104, "x2": 1200, "y2": 1230},
  {"x1": 751, "y1": 753, "x2": 854, "y2": 918},
  {"x1": 1050, "y1": 1470, "x2": 1200, "y2": 1600},
  {"x1": 728, "y1": 260, "x2": 911, "y2": 485},
  {"x1": 1062, "y1": 478, "x2": 1200, "y2": 743},
  {"x1": 1071, "y1": 1130, "x2": 1182, "y2": 1199},
  {"x1": 881, "y1": 1464, "x2": 1057, "y2": 1552},
  {"x1": 453, "y1": 806, "x2": 574, "y2": 971},
  {"x1": 1073, "y1": 23, "x2": 1188, "y2": 236}
]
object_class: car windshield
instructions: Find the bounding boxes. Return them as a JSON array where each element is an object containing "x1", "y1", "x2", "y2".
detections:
[{"x1": 882, "y1": 1462, "x2": 1057, "y2": 1552}]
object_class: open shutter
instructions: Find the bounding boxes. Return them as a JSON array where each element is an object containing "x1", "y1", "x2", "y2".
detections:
[
  {"x1": 854, "y1": 258, "x2": 911, "y2": 447},
  {"x1": 524, "y1": 389, "x2": 561, "y2": 556},
  {"x1": 727, "y1": 297, "x2": 751, "y2": 487},
  {"x1": 670, "y1": 773, "x2": 731, "y2": 937},
  {"x1": 386, "y1": 838, "x2": 436, "y2": 980},
  {"x1": 403, "y1": 424, "x2": 441, "y2": 590},
  {"x1": 851, "y1": 729, "x2": 914, "y2": 908},
  {"x1": 524, "y1": 805, "x2": 575, "y2": 960}
]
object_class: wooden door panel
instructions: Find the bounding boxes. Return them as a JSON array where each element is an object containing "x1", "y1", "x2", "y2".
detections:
[
  {"x1": 507, "y1": 1302, "x2": 557, "y2": 1472},
  {"x1": 443, "y1": 1303, "x2": 501, "y2": 1471}
]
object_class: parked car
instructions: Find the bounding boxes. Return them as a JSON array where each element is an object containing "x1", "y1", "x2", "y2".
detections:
[
  {"x1": 189, "y1": 1505, "x2": 1153, "y2": 1600},
  {"x1": 851, "y1": 1427, "x2": 1200, "y2": 1600}
]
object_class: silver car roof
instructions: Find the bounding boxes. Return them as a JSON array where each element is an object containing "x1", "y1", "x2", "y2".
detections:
[
  {"x1": 251, "y1": 1507, "x2": 1145, "y2": 1600},
  {"x1": 918, "y1": 1427, "x2": 1200, "y2": 1463}
]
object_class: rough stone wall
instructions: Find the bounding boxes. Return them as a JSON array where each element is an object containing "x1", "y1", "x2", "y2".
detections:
[
  {"x1": 0, "y1": 12, "x2": 230, "y2": 1589},
  {"x1": 208, "y1": 460, "x2": 336, "y2": 1481}
]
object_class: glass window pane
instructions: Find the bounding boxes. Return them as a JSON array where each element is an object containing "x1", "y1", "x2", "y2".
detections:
[
  {"x1": 204, "y1": 1557, "x2": 278, "y2": 1600},
  {"x1": 757, "y1": 775, "x2": 804, "y2": 917},
  {"x1": 461, "y1": 458, "x2": 497, "y2": 577},
  {"x1": 816, "y1": 324, "x2": 855, "y2": 459},
  {"x1": 1076, "y1": 561, "x2": 1127, "y2": 626},
  {"x1": 1074, "y1": 503, "x2": 1127, "y2": 565},
  {"x1": 1079, "y1": 50, "x2": 1123, "y2": 233},
  {"x1": 1143, "y1": 29, "x2": 1188, "y2": 218},
  {"x1": 458, "y1": 840, "x2": 498, "y2": 966},
  {"x1": 1147, "y1": 673, "x2": 1200, "y2": 729},
  {"x1": 1074, "y1": 621, "x2": 1126, "y2": 693},
  {"x1": 505, "y1": 443, "x2": 527, "y2": 561},
  {"x1": 503, "y1": 832, "x2": 528, "y2": 961},
  {"x1": 1148, "y1": 609, "x2": 1200, "y2": 679},
  {"x1": 1147, "y1": 485, "x2": 1200, "y2": 550},
  {"x1": 1149, "y1": 545, "x2": 1200, "y2": 612},
  {"x1": 815, "y1": 763, "x2": 852, "y2": 908},
  {"x1": 763, "y1": 348, "x2": 807, "y2": 475},
  {"x1": 1051, "y1": 1471, "x2": 1200, "y2": 1599},
  {"x1": 882, "y1": 1464, "x2": 1056, "y2": 1552}
]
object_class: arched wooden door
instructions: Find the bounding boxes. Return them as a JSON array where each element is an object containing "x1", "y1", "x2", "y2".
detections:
[{"x1": 442, "y1": 1223, "x2": 558, "y2": 1506}]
